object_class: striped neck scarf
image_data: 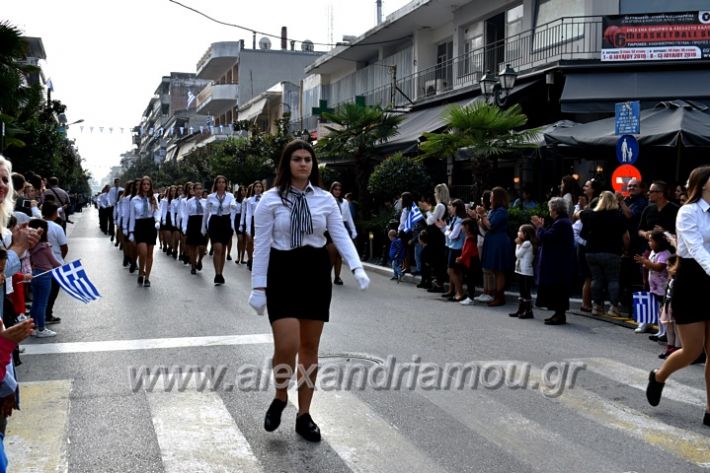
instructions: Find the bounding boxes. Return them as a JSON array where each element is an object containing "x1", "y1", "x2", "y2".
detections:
[
  {"x1": 142, "y1": 196, "x2": 150, "y2": 218},
  {"x1": 289, "y1": 188, "x2": 313, "y2": 248}
]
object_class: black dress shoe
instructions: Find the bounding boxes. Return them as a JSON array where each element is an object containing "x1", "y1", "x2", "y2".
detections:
[
  {"x1": 333, "y1": 277, "x2": 343, "y2": 285},
  {"x1": 646, "y1": 370, "x2": 664, "y2": 406},
  {"x1": 704, "y1": 411, "x2": 710, "y2": 427},
  {"x1": 544, "y1": 313, "x2": 567, "y2": 325},
  {"x1": 129, "y1": 263, "x2": 137, "y2": 273},
  {"x1": 427, "y1": 285, "x2": 445, "y2": 293},
  {"x1": 45, "y1": 315, "x2": 61, "y2": 324},
  {"x1": 295, "y1": 413, "x2": 321, "y2": 442},
  {"x1": 649, "y1": 334, "x2": 668, "y2": 343},
  {"x1": 264, "y1": 398, "x2": 287, "y2": 432},
  {"x1": 196, "y1": 261, "x2": 203, "y2": 271},
  {"x1": 137, "y1": 275, "x2": 144, "y2": 285},
  {"x1": 227, "y1": 254, "x2": 232, "y2": 261}
]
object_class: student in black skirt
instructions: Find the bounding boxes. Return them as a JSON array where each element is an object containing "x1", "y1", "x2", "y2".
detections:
[
  {"x1": 248, "y1": 139, "x2": 370, "y2": 442},
  {"x1": 243, "y1": 180, "x2": 264, "y2": 269},
  {"x1": 230, "y1": 185, "x2": 246, "y2": 264},
  {"x1": 182, "y1": 182, "x2": 207, "y2": 275},
  {"x1": 204, "y1": 176, "x2": 236, "y2": 285},
  {"x1": 159, "y1": 186, "x2": 177, "y2": 257},
  {"x1": 177, "y1": 182, "x2": 193, "y2": 265},
  {"x1": 647, "y1": 165, "x2": 710, "y2": 427},
  {"x1": 128, "y1": 176, "x2": 160, "y2": 287}
]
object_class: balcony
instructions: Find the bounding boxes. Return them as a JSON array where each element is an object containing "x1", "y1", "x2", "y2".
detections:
[
  {"x1": 196, "y1": 42, "x2": 241, "y2": 80},
  {"x1": 196, "y1": 83, "x2": 239, "y2": 115},
  {"x1": 358, "y1": 16, "x2": 603, "y2": 108}
]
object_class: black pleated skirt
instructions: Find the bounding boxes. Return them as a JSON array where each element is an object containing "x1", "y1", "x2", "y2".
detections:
[
  {"x1": 671, "y1": 257, "x2": 710, "y2": 325},
  {"x1": 266, "y1": 246, "x2": 332, "y2": 324},
  {"x1": 208, "y1": 215, "x2": 233, "y2": 245},
  {"x1": 186, "y1": 215, "x2": 207, "y2": 246},
  {"x1": 161, "y1": 212, "x2": 174, "y2": 232},
  {"x1": 134, "y1": 218, "x2": 157, "y2": 245},
  {"x1": 234, "y1": 213, "x2": 243, "y2": 235}
]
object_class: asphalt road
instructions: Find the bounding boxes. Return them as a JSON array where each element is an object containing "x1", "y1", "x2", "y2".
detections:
[{"x1": 6, "y1": 207, "x2": 709, "y2": 473}]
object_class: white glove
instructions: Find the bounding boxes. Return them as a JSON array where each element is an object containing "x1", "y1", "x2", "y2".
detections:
[
  {"x1": 128, "y1": 234, "x2": 135, "y2": 243},
  {"x1": 353, "y1": 268, "x2": 370, "y2": 291},
  {"x1": 155, "y1": 221, "x2": 161, "y2": 230},
  {"x1": 248, "y1": 290, "x2": 267, "y2": 315}
]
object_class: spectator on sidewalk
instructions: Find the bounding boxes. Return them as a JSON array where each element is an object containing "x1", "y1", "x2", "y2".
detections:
[
  {"x1": 44, "y1": 177, "x2": 71, "y2": 231},
  {"x1": 388, "y1": 230, "x2": 404, "y2": 282},
  {"x1": 477, "y1": 187, "x2": 513, "y2": 307},
  {"x1": 42, "y1": 202, "x2": 68, "y2": 325}
]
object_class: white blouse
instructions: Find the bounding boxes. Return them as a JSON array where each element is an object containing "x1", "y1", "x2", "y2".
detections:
[
  {"x1": 676, "y1": 198, "x2": 710, "y2": 276},
  {"x1": 128, "y1": 195, "x2": 160, "y2": 233},
  {"x1": 203, "y1": 192, "x2": 237, "y2": 233},
  {"x1": 514, "y1": 240, "x2": 535, "y2": 276},
  {"x1": 180, "y1": 197, "x2": 206, "y2": 233},
  {"x1": 336, "y1": 199, "x2": 357, "y2": 239},
  {"x1": 241, "y1": 194, "x2": 263, "y2": 236},
  {"x1": 251, "y1": 184, "x2": 362, "y2": 289}
]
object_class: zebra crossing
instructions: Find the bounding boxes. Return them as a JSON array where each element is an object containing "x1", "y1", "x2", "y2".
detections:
[{"x1": 5, "y1": 357, "x2": 708, "y2": 473}]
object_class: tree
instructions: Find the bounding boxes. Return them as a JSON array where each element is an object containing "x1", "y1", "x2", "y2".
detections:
[
  {"x1": 368, "y1": 152, "x2": 431, "y2": 202},
  {"x1": 418, "y1": 101, "x2": 539, "y2": 198},
  {"x1": 316, "y1": 103, "x2": 403, "y2": 217}
]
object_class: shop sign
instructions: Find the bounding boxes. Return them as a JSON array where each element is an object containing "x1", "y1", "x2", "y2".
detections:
[{"x1": 602, "y1": 11, "x2": 710, "y2": 61}]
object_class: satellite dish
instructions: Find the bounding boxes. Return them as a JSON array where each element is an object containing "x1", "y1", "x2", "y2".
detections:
[
  {"x1": 259, "y1": 37, "x2": 272, "y2": 50},
  {"x1": 301, "y1": 40, "x2": 314, "y2": 52}
]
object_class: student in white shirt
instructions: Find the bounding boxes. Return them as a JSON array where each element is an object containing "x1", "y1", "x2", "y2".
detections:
[
  {"x1": 169, "y1": 186, "x2": 181, "y2": 260},
  {"x1": 229, "y1": 186, "x2": 246, "y2": 264},
  {"x1": 241, "y1": 180, "x2": 264, "y2": 270},
  {"x1": 159, "y1": 186, "x2": 178, "y2": 258},
  {"x1": 248, "y1": 140, "x2": 370, "y2": 443},
  {"x1": 120, "y1": 181, "x2": 137, "y2": 272},
  {"x1": 177, "y1": 182, "x2": 193, "y2": 265},
  {"x1": 128, "y1": 176, "x2": 160, "y2": 287},
  {"x1": 326, "y1": 181, "x2": 357, "y2": 286},
  {"x1": 647, "y1": 165, "x2": 710, "y2": 427},
  {"x1": 203, "y1": 176, "x2": 236, "y2": 285},
  {"x1": 182, "y1": 182, "x2": 207, "y2": 275}
]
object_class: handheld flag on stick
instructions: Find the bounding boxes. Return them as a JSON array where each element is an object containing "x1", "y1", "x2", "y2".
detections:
[
  {"x1": 50, "y1": 260, "x2": 101, "y2": 304},
  {"x1": 404, "y1": 204, "x2": 424, "y2": 232},
  {"x1": 632, "y1": 291, "x2": 658, "y2": 324}
]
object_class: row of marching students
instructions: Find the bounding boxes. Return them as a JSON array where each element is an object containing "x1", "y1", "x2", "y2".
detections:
[{"x1": 108, "y1": 175, "x2": 267, "y2": 286}]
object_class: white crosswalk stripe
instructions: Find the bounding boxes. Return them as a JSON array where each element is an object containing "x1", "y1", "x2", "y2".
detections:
[{"x1": 6, "y1": 357, "x2": 710, "y2": 472}]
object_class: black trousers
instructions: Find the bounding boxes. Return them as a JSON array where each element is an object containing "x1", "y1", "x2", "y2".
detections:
[
  {"x1": 98, "y1": 207, "x2": 107, "y2": 233},
  {"x1": 106, "y1": 206, "x2": 115, "y2": 237}
]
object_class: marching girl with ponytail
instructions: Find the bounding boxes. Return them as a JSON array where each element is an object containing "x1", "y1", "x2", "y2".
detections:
[
  {"x1": 182, "y1": 182, "x2": 207, "y2": 275},
  {"x1": 203, "y1": 176, "x2": 236, "y2": 285},
  {"x1": 159, "y1": 186, "x2": 177, "y2": 257},
  {"x1": 128, "y1": 176, "x2": 160, "y2": 287},
  {"x1": 249, "y1": 139, "x2": 370, "y2": 443},
  {"x1": 121, "y1": 180, "x2": 139, "y2": 273},
  {"x1": 242, "y1": 180, "x2": 264, "y2": 270}
]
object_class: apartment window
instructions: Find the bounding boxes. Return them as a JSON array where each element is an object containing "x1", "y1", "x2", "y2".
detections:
[
  {"x1": 463, "y1": 32, "x2": 484, "y2": 77},
  {"x1": 435, "y1": 40, "x2": 454, "y2": 83},
  {"x1": 534, "y1": 0, "x2": 585, "y2": 50}
]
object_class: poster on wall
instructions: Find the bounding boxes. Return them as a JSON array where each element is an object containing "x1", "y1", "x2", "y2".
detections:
[{"x1": 601, "y1": 11, "x2": 710, "y2": 61}]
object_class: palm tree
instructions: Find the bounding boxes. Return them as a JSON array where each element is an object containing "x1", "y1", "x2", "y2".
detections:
[
  {"x1": 316, "y1": 102, "x2": 403, "y2": 217},
  {"x1": 418, "y1": 101, "x2": 539, "y2": 197}
]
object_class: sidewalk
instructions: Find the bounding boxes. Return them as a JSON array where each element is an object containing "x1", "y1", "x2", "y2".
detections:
[{"x1": 362, "y1": 261, "x2": 650, "y2": 331}]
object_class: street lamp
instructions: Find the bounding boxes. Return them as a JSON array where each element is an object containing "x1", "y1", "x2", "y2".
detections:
[{"x1": 480, "y1": 64, "x2": 518, "y2": 106}]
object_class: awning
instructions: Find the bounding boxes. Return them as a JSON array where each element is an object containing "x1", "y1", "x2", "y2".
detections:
[
  {"x1": 561, "y1": 70, "x2": 710, "y2": 114},
  {"x1": 387, "y1": 97, "x2": 476, "y2": 147},
  {"x1": 238, "y1": 98, "x2": 268, "y2": 122}
]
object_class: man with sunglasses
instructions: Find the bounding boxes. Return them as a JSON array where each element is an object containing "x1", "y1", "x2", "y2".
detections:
[{"x1": 638, "y1": 181, "x2": 679, "y2": 240}]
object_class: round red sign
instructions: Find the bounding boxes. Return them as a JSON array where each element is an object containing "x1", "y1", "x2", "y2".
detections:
[{"x1": 611, "y1": 164, "x2": 643, "y2": 196}]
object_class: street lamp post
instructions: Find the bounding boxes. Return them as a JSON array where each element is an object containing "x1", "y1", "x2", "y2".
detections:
[{"x1": 480, "y1": 64, "x2": 518, "y2": 106}]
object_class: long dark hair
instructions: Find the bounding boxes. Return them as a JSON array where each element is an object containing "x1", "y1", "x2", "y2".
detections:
[
  {"x1": 211, "y1": 175, "x2": 228, "y2": 193},
  {"x1": 273, "y1": 139, "x2": 322, "y2": 197},
  {"x1": 686, "y1": 165, "x2": 710, "y2": 204},
  {"x1": 330, "y1": 181, "x2": 344, "y2": 203},
  {"x1": 138, "y1": 176, "x2": 158, "y2": 209}
]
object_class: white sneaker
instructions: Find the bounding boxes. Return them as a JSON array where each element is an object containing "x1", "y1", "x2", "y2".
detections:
[
  {"x1": 30, "y1": 329, "x2": 37, "y2": 337},
  {"x1": 35, "y1": 328, "x2": 57, "y2": 338},
  {"x1": 459, "y1": 297, "x2": 474, "y2": 305},
  {"x1": 475, "y1": 294, "x2": 494, "y2": 303}
]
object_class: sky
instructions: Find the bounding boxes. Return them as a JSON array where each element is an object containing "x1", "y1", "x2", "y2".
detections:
[{"x1": 3, "y1": 0, "x2": 412, "y2": 183}]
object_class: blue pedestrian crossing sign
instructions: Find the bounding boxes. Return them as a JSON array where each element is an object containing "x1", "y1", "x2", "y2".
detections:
[
  {"x1": 616, "y1": 134, "x2": 639, "y2": 164},
  {"x1": 615, "y1": 101, "x2": 640, "y2": 135}
]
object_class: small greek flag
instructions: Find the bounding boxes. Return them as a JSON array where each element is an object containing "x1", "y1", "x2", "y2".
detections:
[
  {"x1": 50, "y1": 260, "x2": 101, "y2": 304},
  {"x1": 632, "y1": 291, "x2": 658, "y2": 324},
  {"x1": 404, "y1": 204, "x2": 424, "y2": 232}
]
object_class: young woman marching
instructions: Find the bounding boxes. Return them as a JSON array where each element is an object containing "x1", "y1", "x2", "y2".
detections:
[
  {"x1": 160, "y1": 186, "x2": 177, "y2": 257},
  {"x1": 177, "y1": 182, "x2": 193, "y2": 265},
  {"x1": 326, "y1": 181, "x2": 357, "y2": 285},
  {"x1": 204, "y1": 176, "x2": 236, "y2": 285},
  {"x1": 121, "y1": 181, "x2": 138, "y2": 273},
  {"x1": 128, "y1": 176, "x2": 160, "y2": 287},
  {"x1": 248, "y1": 139, "x2": 370, "y2": 442},
  {"x1": 232, "y1": 186, "x2": 247, "y2": 264},
  {"x1": 169, "y1": 186, "x2": 182, "y2": 260},
  {"x1": 182, "y1": 182, "x2": 207, "y2": 275},
  {"x1": 242, "y1": 180, "x2": 264, "y2": 270}
]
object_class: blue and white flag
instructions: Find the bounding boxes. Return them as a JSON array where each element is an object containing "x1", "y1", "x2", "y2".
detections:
[
  {"x1": 404, "y1": 204, "x2": 424, "y2": 232},
  {"x1": 50, "y1": 260, "x2": 101, "y2": 304},
  {"x1": 632, "y1": 291, "x2": 658, "y2": 324}
]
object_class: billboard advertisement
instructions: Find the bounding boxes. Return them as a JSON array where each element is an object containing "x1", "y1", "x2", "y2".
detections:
[{"x1": 602, "y1": 11, "x2": 710, "y2": 61}]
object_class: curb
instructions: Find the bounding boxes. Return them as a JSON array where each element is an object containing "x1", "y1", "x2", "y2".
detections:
[{"x1": 362, "y1": 262, "x2": 654, "y2": 331}]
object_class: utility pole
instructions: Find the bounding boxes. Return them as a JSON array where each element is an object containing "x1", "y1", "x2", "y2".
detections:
[{"x1": 389, "y1": 65, "x2": 396, "y2": 108}]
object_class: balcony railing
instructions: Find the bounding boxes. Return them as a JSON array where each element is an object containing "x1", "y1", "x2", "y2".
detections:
[{"x1": 356, "y1": 16, "x2": 602, "y2": 109}]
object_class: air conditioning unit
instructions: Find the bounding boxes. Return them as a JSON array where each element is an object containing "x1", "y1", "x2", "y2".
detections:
[{"x1": 435, "y1": 78, "x2": 448, "y2": 93}]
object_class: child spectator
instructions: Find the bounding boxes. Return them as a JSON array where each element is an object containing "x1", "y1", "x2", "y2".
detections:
[
  {"x1": 28, "y1": 219, "x2": 61, "y2": 338},
  {"x1": 634, "y1": 230, "x2": 672, "y2": 334},
  {"x1": 509, "y1": 224, "x2": 537, "y2": 319},
  {"x1": 657, "y1": 255, "x2": 680, "y2": 358},
  {"x1": 388, "y1": 229, "x2": 404, "y2": 282},
  {"x1": 456, "y1": 218, "x2": 481, "y2": 306}
]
